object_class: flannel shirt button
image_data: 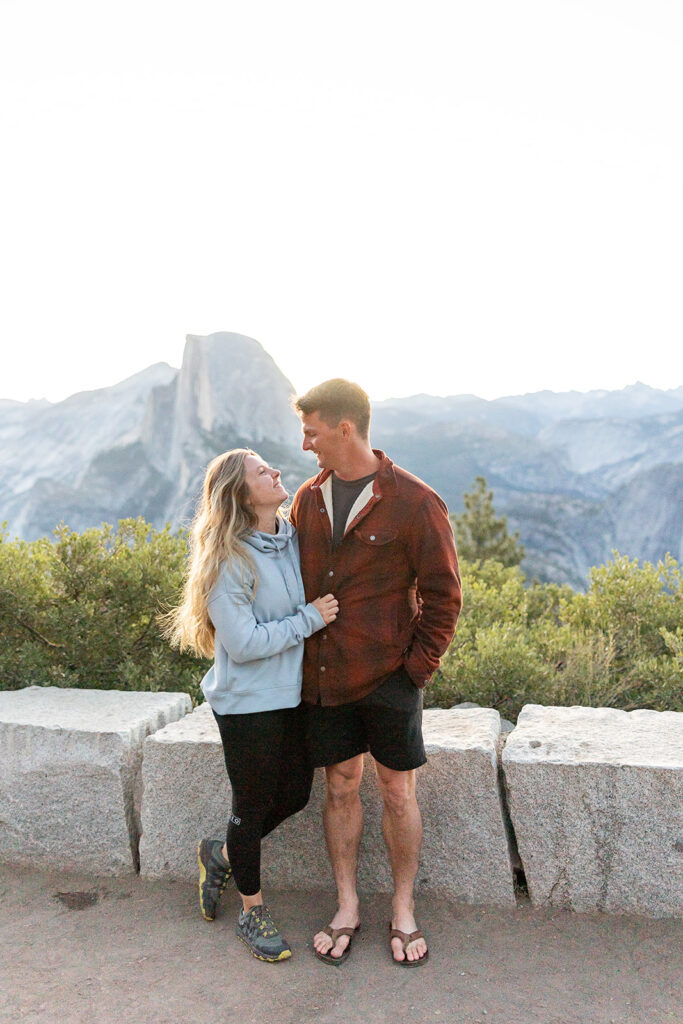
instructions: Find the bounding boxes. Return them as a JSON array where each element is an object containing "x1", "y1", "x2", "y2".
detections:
[
  {"x1": 320, "y1": 508, "x2": 325, "y2": 513},
  {"x1": 320, "y1": 666, "x2": 326, "y2": 672},
  {"x1": 369, "y1": 535, "x2": 375, "y2": 541},
  {"x1": 322, "y1": 633, "x2": 327, "y2": 640},
  {"x1": 328, "y1": 570, "x2": 334, "y2": 576}
]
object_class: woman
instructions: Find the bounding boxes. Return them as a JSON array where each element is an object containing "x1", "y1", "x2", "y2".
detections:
[{"x1": 165, "y1": 448, "x2": 337, "y2": 962}]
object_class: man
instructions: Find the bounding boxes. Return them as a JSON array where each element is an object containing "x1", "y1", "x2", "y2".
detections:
[{"x1": 290, "y1": 379, "x2": 461, "y2": 966}]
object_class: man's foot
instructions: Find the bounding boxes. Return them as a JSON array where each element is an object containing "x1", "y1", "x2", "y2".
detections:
[
  {"x1": 197, "y1": 838, "x2": 232, "y2": 921},
  {"x1": 313, "y1": 906, "x2": 361, "y2": 962},
  {"x1": 236, "y1": 905, "x2": 292, "y2": 962},
  {"x1": 314, "y1": 924, "x2": 360, "y2": 965},
  {"x1": 390, "y1": 910, "x2": 428, "y2": 965}
]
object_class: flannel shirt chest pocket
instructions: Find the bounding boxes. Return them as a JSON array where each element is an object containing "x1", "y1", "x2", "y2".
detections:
[
  {"x1": 355, "y1": 527, "x2": 397, "y2": 546},
  {"x1": 348, "y1": 527, "x2": 400, "y2": 578}
]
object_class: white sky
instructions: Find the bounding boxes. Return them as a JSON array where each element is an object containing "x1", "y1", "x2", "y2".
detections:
[{"x1": 1, "y1": 0, "x2": 682, "y2": 404}]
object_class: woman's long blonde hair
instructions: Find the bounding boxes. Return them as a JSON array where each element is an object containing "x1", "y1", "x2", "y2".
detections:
[{"x1": 163, "y1": 448, "x2": 260, "y2": 658}]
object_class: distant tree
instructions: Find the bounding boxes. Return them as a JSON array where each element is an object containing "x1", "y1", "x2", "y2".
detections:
[{"x1": 451, "y1": 476, "x2": 525, "y2": 567}]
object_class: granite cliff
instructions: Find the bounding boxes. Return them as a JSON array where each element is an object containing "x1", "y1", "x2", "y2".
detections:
[
  {"x1": 0, "y1": 333, "x2": 308, "y2": 539},
  {"x1": 2, "y1": 335, "x2": 682, "y2": 588}
]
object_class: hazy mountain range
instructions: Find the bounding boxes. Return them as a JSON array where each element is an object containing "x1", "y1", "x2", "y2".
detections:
[{"x1": 2, "y1": 332, "x2": 682, "y2": 588}]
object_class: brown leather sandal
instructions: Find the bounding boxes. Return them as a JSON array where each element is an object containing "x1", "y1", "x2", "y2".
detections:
[
  {"x1": 314, "y1": 924, "x2": 360, "y2": 965},
  {"x1": 389, "y1": 925, "x2": 429, "y2": 967}
]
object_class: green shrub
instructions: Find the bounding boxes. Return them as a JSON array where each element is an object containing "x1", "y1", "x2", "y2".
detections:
[
  {"x1": 426, "y1": 554, "x2": 683, "y2": 718},
  {"x1": 2, "y1": 522, "x2": 681, "y2": 719},
  {"x1": 430, "y1": 621, "x2": 551, "y2": 719},
  {"x1": 0, "y1": 519, "x2": 208, "y2": 702}
]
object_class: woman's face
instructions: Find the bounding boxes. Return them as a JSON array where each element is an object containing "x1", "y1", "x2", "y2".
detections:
[{"x1": 243, "y1": 453, "x2": 288, "y2": 510}]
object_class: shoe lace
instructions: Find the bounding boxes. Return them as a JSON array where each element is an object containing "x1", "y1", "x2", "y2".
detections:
[{"x1": 251, "y1": 905, "x2": 279, "y2": 938}]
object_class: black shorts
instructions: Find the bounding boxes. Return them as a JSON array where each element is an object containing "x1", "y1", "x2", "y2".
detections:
[{"x1": 304, "y1": 667, "x2": 426, "y2": 772}]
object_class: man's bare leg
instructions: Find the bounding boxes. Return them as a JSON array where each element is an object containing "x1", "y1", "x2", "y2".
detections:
[
  {"x1": 374, "y1": 761, "x2": 428, "y2": 964},
  {"x1": 313, "y1": 754, "x2": 364, "y2": 960}
]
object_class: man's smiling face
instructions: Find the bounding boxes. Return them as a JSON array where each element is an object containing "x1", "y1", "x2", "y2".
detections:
[{"x1": 300, "y1": 411, "x2": 345, "y2": 471}]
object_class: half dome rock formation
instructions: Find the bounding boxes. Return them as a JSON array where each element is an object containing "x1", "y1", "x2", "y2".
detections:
[
  {"x1": 1, "y1": 333, "x2": 309, "y2": 539},
  {"x1": 164, "y1": 333, "x2": 306, "y2": 525},
  {"x1": 175, "y1": 333, "x2": 300, "y2": 449}
]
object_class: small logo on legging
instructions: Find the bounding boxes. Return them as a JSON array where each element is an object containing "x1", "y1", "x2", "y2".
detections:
[{"x1": 230, "y1": 813, "x2": 241, "y2": 825}]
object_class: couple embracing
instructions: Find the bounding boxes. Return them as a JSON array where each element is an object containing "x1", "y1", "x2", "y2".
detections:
[{"x1": 166, "y1": 379, "x2": 462, "y2": 966}]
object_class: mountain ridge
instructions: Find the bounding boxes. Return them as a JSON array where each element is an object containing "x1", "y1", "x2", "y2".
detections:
[
  {"x1": 2, "y1": 332, "x2": 681, "y2": 589},
  {"x1": 5, "y1": 374, "x2": 683, "y2": 418}
]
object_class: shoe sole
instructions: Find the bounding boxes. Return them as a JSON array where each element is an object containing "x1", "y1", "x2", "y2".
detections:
[
  {"x1": 236, "y1": 930, "x2": 292, "y2": 962},
  {"x1": 197, "y1": 841, "x2": 215, "y2": 922}
]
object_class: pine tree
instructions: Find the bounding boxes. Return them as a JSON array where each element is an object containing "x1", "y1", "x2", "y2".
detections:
[{"x1": 451, "y1": 476, "x2": 525, "y2": 567}]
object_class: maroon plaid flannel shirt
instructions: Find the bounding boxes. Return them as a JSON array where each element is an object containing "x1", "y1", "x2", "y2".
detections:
[{"x1": 290, "y1": 450, "x2": 462, "y2": 706}]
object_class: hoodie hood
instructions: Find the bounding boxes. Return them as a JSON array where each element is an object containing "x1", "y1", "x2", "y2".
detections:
[{"x1": 244, "y1": 515, "x2": 295, "y2": 555}]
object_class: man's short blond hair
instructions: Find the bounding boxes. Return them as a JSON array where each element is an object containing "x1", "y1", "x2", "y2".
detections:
[{"x1": 293, "y1": 378, "x2": 371, "y2": 439}]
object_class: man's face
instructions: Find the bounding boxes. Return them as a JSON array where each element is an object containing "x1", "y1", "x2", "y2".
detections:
[{"x1": 300, "y1": 411, "x2": 345, "y2": 471}]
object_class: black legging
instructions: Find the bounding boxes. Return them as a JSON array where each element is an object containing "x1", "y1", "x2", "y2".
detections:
[{"x1": 212, "y1": 704, "x2": 313, "y2": 896}]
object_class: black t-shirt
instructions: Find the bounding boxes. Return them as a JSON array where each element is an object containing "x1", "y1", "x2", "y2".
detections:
[{"x1": 331, "y1": 471, "x2": 377, "y2": 551}]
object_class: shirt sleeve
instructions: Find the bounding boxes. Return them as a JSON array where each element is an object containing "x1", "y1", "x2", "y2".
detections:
[
  {"x1": 208, "y1": 570, "x2": 325, "y2": 665},
  {"x1": 403, "y1": 491, "x2": 462, "y2": 686}
]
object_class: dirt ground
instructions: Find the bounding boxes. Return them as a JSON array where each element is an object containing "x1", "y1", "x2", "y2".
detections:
[{"x1": 1, "y1": 863, "x2": 681, "y2": 1024}]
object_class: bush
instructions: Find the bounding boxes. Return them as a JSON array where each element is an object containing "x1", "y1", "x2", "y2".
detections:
[
  {"x1": 426, "y1": 554, "x2": 683, "y2": 719},
  {"x1": 2, "y1": 522, "x2": 681, "y2": 720},
  {"x1": 430, "y1": 621, "x2": 551, "y2": 719},
  {"x1": 0, "y1": 519, "x2": 209, "y2": 703}
]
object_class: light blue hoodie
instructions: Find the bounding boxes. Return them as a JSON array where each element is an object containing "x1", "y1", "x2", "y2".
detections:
[{"x1": 201, "y1": 517, "x2": 325, "y2": 715}]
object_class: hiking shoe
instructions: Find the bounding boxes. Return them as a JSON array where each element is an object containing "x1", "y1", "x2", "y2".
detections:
[
  {"x1": 197, "y1": 838, "x2": 232, "y2": 921},
  {"x1": 236, "y1": 904, "x2": 292, "y2": 962}
]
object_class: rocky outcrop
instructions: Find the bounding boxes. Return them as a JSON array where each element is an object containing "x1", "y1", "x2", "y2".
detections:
[
  {"x1": 371, "y1": 394, "x2": 683, "y2": 587},
  {"x1": 163, "y1": 333, "x2": 307, "y2": 527},
  {"x1": 0, "y1": 362, "x2": 177, "y2": 537},
  {"x1": 1, "y1": 340, "x2": 682, "y2": 585},
  {"x1": 1, "y1": 333, "x2": 310, "y2": 539}
]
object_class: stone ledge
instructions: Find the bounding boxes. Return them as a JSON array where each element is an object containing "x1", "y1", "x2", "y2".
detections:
[
  {"x1": 0, "y1": 686, "x2": 192, "y2": 874},
  {"x1": 10, "y1": 687, "x2": 679, "y2": 918},
  {"x1": 503, "y1": 704, "x2": 683, "y2": 917},
  {"x1": 139, "y1": 704, "x2": 515, "y2": 906}
]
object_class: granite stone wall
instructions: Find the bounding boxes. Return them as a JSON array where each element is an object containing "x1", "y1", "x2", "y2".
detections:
[{"x1": 1, "y1": 687, "x2": 681, "y2": 917}]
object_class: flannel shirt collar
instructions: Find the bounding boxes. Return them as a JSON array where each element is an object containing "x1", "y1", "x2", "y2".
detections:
[{"x1": 307, "y1": 449, "x2": 398, "y2": 497}]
